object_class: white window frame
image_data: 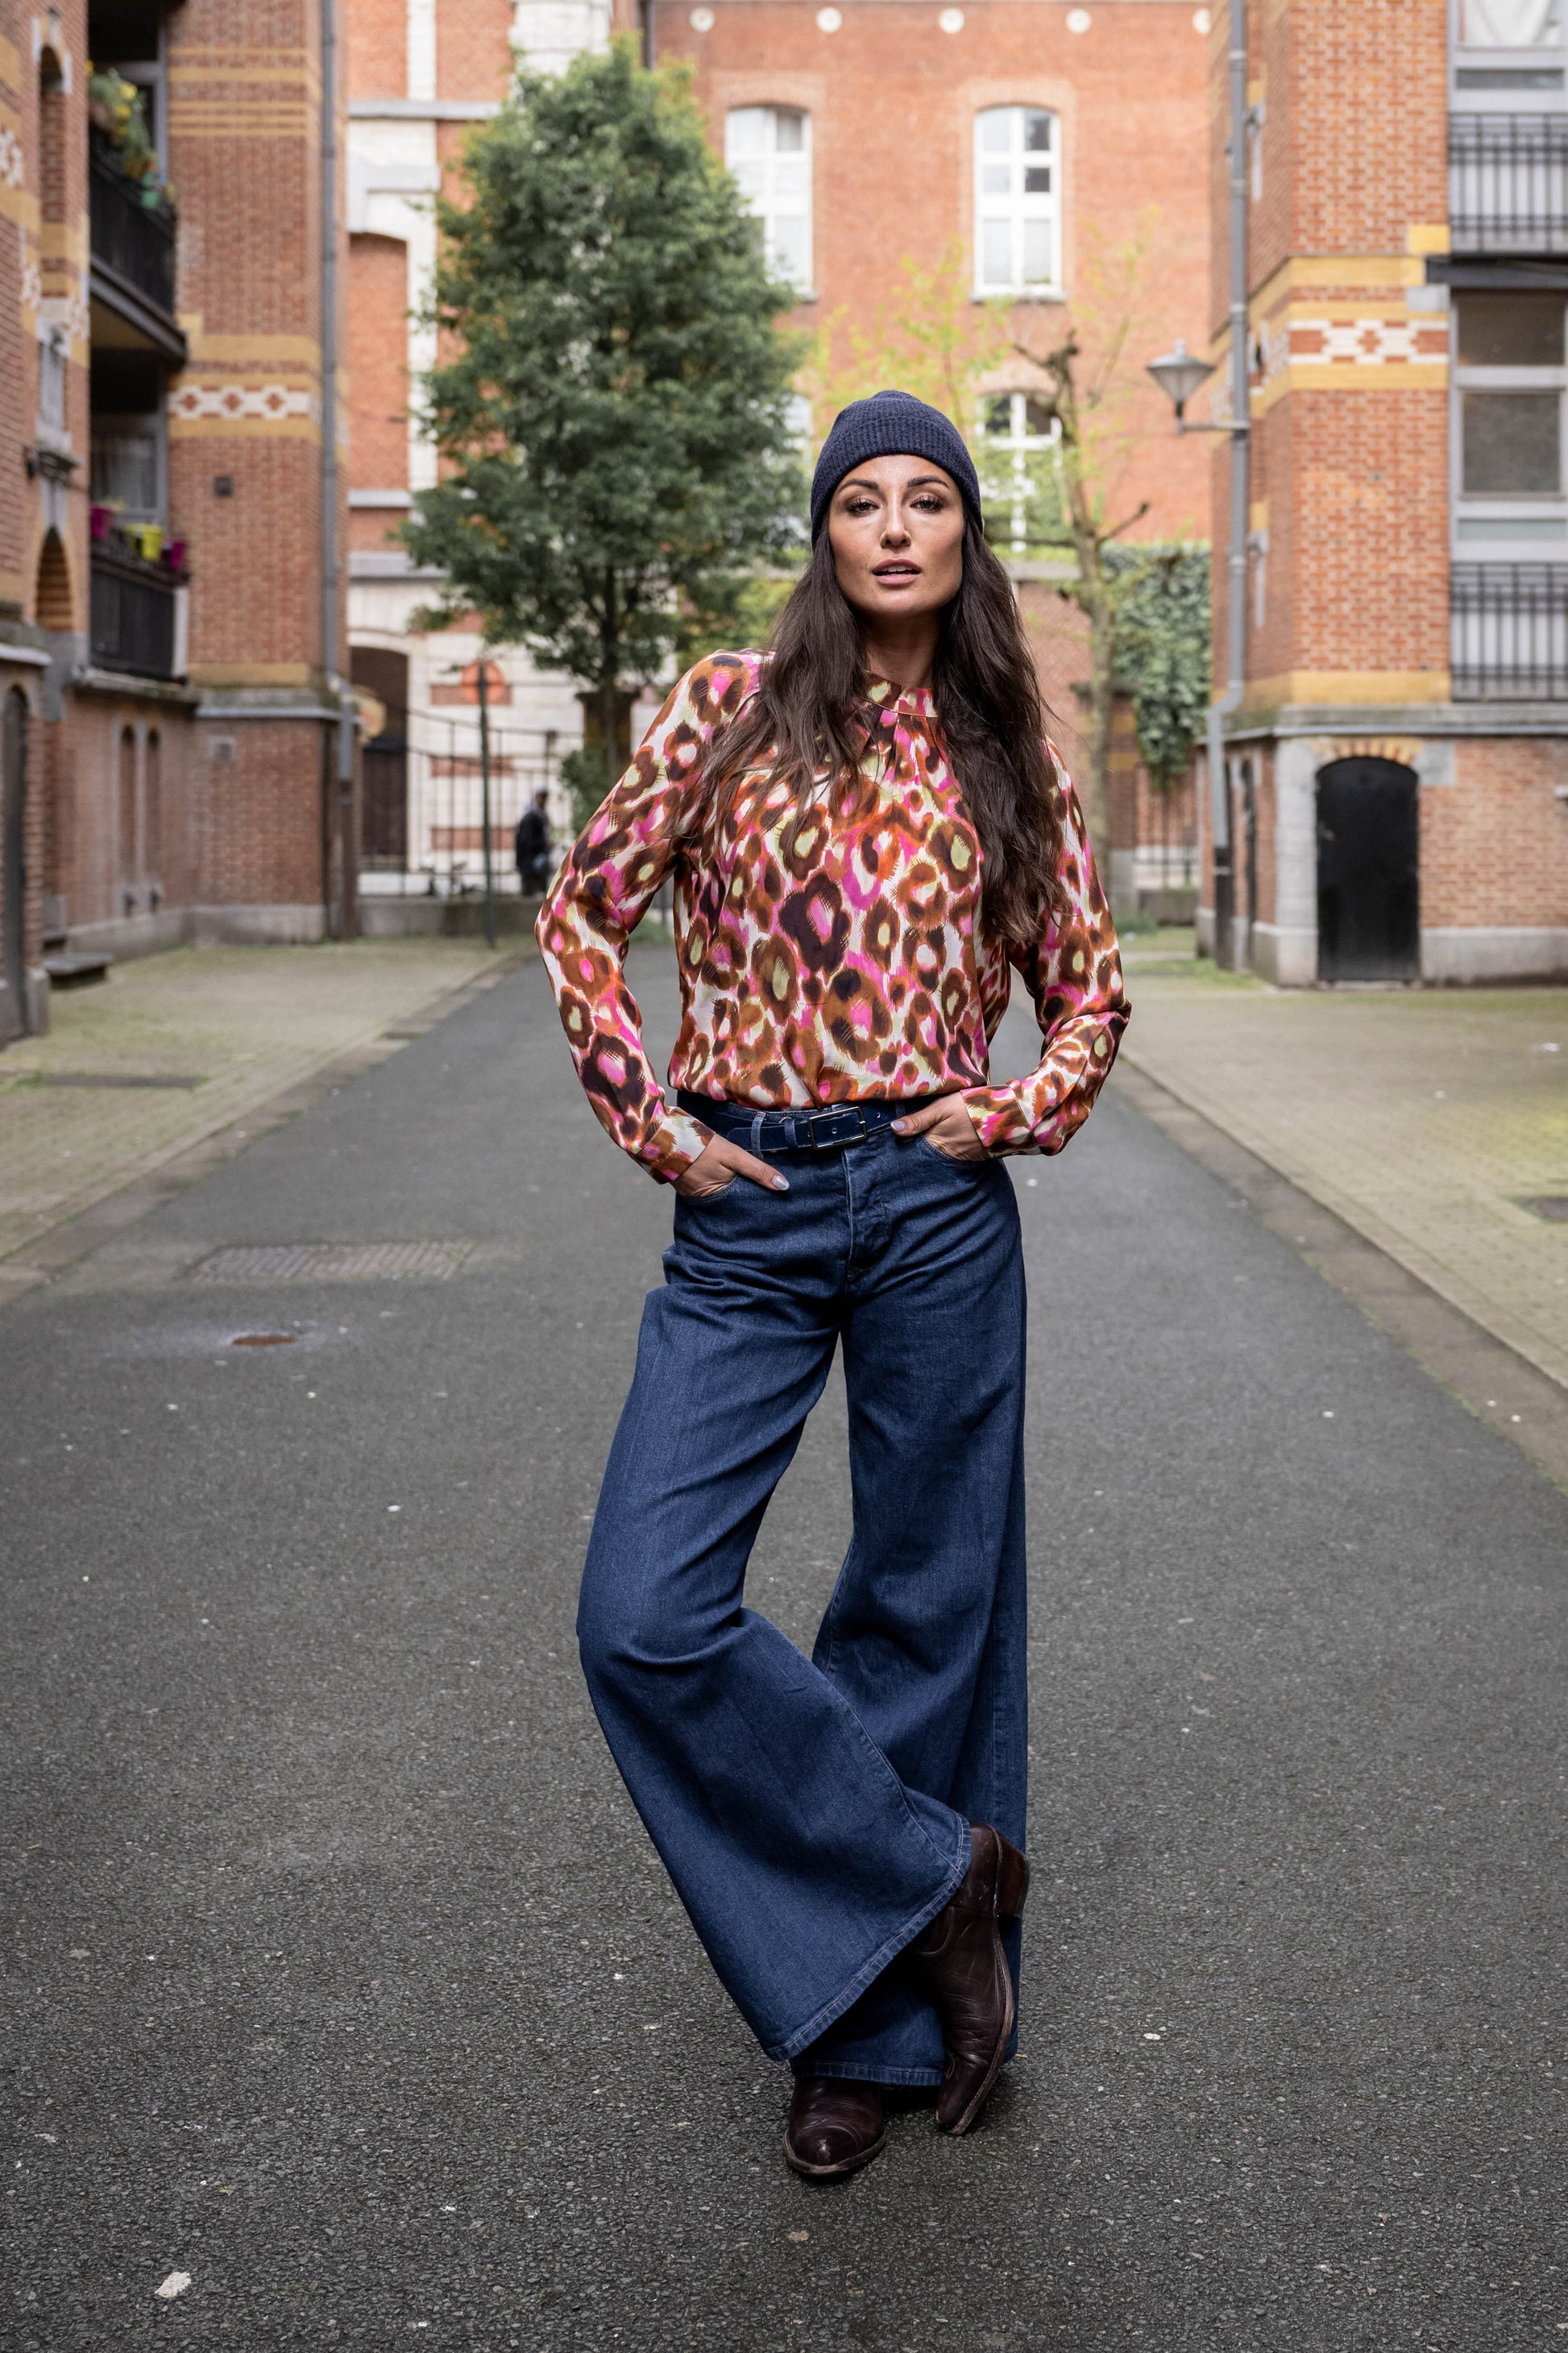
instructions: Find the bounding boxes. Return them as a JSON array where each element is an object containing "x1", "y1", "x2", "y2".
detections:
[
  {"x1": 1450, "y1": 290, "x2": 1568, "y2": 554},
  {"x1": 724, "y1": 106, "x2": 813, "y2": 295},
  {"x1": 973, "y1": 106, "x2": 1061, "y2": 299},
  {"x1": 1450, "y1": 0, "x2": 1566, "y2": 111},
  {"x1": 978, "y1": 391, "x2": 1060, "y2": 554}
]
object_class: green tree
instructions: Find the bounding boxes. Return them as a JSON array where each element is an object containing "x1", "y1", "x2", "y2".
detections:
[
  {"x1": 1110, "y1": 542, "x2": 1210, "y2": 794},
  {"x1": 404, "y1": 41, "x2": 806, "y2": 815}
]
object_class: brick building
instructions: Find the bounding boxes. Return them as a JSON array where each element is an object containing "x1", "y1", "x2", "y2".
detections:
[
  {"x1": 342, "y1": 0, "x2": 1214, "y2": 915},
  {"x1": 1204, "y1": 0, "x2": 1568, "y2": 983},
  {"x1": 1, "y1": 0, "x2": 352, "y2": 1045}
]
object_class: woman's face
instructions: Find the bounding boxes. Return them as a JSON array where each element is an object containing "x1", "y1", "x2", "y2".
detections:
[{"x1": 826, "y1": 454, "x2": 966, "y2": 628}]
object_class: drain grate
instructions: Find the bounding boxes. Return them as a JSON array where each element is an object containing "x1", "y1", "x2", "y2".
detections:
[
  {"x1": 190, "y1": 1240, "x2": 475, "y2": 1284},
  {"x1": 25, "y1": 1071, "x2": 205, "y2": 1089},
  {"x1": 1521, "y1": 1195, "x2": 1568, "y2": 1222}
]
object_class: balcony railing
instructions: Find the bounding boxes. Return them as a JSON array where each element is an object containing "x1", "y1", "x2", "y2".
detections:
[
  {"x1": 1451, "y1": 561, "x2": 1568, "y2": 698},
  {"x1": 1450, "y1": 112, "x2": 1568, "y2": 251},
  {"x1": 89, "y1": 531, "x2": 187, "y2": 680},
  {"x1": 89, "y1": 138, "x2": 182, "y2": 354}
]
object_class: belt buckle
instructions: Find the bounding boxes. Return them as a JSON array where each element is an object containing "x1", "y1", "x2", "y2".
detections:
[{"x1": 809, "y1": 1103, "x2": 867, "y2": 1149}]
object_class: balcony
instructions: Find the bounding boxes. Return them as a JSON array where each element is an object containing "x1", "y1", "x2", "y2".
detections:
[
  {"x1": 1451, "y1": 561, "x2": 1568, "y2": 697},
  {"x1": 1450, "y1": 113, "x2": 1568, "y2": 252},
  {"x1": 89, "y1": 529, "x2": 188, "y2": 681},
  {"x1": 89, "y1": 138, "x2": 185, "y2": 362}
]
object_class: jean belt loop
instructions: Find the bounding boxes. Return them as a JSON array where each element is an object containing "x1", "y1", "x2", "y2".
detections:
[{"x1": 750, "y1": 1111, "x2": 765, "y2": 1159}]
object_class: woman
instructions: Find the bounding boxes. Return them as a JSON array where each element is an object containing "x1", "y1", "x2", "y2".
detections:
[{"x1": 538, "y1": 388, "x2": 1127, "y2": 2179}]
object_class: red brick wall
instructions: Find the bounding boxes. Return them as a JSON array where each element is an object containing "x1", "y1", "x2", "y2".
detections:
[
  {"x1": 1425, "y1": 745, "x2": 1568, "y2": 934},
  {"x1": 198, "y1": 721, "x2": 326, "y2": 908},
  {"x1": 439, "y1": 0, "x2": 513, "y2": 102},
  {"x1": 346, "y1": 0, "x2": 408, "y2": 98},
  {"x1": 349, "y1": 235, "x2": 411, "y2": 500}
]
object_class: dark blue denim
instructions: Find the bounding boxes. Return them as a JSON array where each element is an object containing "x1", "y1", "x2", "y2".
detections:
[{"x1": 577, "y1": 1101, "x2": 1028, "y2": 2085}]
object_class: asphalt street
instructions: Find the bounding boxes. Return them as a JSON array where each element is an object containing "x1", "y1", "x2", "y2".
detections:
[{"x1": 2, "y1": 944, "x2": 1565, "y2": 2351}]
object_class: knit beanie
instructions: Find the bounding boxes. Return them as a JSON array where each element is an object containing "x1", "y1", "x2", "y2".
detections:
[{"x1": 809, "y1": 388, "x2": 983, "y2": 542}]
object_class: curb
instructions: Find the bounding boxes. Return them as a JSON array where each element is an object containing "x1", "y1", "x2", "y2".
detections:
[
  {"x1": 0, "y1": 946, "x2": 534, "y2": 1314},
  {"x1": 1114, "y1": 1057, "x2": 1568, "y2": 1498}
]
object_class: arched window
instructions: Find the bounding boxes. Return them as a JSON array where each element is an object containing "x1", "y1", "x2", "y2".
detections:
[
  {"x1": 974, "y1": 107, "x2": 1060, "y2": 297},
  {"x1": 35, "y1": 530, "x2": 73, "y2": 631},
  {"x1": 726, "y1": 107, "x2": 812, "y2": 291},
  {"x1": 118, "y1": 726, "x2": 139, "y2": 883},
  {"x1": 144, "y1": 729, "x2": 162, "y2": 880}
]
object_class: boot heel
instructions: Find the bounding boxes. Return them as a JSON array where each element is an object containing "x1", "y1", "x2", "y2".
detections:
[{"x1": 995, "y1": 1836, "x2": 1030, "y2": 1922}]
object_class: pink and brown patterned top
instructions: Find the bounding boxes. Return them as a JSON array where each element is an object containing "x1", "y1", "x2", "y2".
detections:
[{"x1": 537, "y1": 652, "x2": 1128, "y2": 1184}]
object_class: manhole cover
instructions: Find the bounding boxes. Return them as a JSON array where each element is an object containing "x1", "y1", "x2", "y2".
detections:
[
  {"x1": 1521, "y1": 1195, "x2": 1568, "y2": 1222},
  {"x1": 190, "y1": 1241, "x2": 475, "y2": 1284}
]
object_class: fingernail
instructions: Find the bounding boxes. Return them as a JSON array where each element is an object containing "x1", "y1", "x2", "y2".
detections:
[
  {"x1": 890, "y1": 1118, "x2": 907, "y2": 1133},
  {"x1": 773, "y1": 1176, "x2": 790, "y2": 1192}
]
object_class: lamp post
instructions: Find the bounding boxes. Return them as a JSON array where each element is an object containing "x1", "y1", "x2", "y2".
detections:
[
  {"x1": 476, "y1": 647, "x2": 497, "y2": 952},
  {"x1": 1147, "y1": 1, "x2": 1252, "y2": 970}
]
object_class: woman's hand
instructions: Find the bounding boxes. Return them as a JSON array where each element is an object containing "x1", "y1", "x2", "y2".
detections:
[
  {"x1": 890, "y1": 1096, "x2": 989, "y2": 1162},
  {"x1": 675, "y1": 1135, "x2": 790, "y2": 1199}
]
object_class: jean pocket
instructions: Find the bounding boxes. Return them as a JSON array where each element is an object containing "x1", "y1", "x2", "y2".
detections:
[
  {"x1": 681, "y1": 1176, "x2": 739, "y2": 1205},
  {"x1": 913, "y1": 1133, "x2": 987, "y2": 1174}
]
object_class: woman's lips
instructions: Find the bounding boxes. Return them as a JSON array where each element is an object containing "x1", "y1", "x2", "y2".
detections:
[{"x1": 872, "y1": 565, "x2": 919, "y2": 583}]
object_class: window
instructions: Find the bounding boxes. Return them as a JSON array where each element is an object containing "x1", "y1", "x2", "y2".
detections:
[
  {"x1": 1453, "y1": 289, "x2": 1568, "y2": 544},
  {"x1": 726, "y1": 107, "x2": 811, "y2": 291},
  {"x1": 979, "y1": 391, "x2": 1060, "y2": 553},
  {"x1": 974, "y1": 108, "x2": 1059, "y2": 296},
  {"x1": 1454, "y1": 0, "x2": 1563, "y2": 95}
]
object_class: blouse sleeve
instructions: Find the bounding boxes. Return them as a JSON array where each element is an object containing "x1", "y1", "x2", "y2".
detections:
[
  {"x1": 960, "y1": 749, "x2": 1130, "y2": 1156},
  {"x1": 536, "y1": 654, "x2": 757, "y2": 1185}
]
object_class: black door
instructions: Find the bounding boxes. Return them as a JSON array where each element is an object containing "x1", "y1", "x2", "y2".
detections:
[
  {"x1": 2, "y1": 687, "x2": 27, "y2": 1042},
  {"x1": 351, "y1": 647, "x2": 409, "y2": 869},
  {"x1": 1315, "y1": 757, "x2": 1420, "y2": 983},
  {"x1": 1213, "y1": 766, "x2": 1235, "y2": 969}
]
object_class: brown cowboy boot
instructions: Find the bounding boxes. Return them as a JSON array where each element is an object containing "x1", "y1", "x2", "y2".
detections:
[
  {"x1": 782, "y1": 2076, "x2": 889, "y2": 2179},
  {"x1": 913, "y1": 1823, "x2": 1030, "y2": 2135}
]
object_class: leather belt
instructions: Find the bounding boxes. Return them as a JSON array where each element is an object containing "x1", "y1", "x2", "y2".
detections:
[{"x1": 676, "y1": 1091, "x2": 941, "y2": 1156}]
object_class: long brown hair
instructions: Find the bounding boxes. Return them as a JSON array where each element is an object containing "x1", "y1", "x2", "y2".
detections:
[{"x1": 696, "y1": 520, "x2": 1064, "y2": 946}]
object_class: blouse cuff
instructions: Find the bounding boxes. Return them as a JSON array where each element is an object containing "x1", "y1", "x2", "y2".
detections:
[{"x1": 639, "y1": 1104, "x2": 715, "y2": 1186}]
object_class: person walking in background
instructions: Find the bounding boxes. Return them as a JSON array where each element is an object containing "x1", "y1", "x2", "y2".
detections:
[
  {"x1": 514, "y1": 789, "x2": 554, "y2": 894},
  {"x1": 537, "y1": 390, "x2": 1127, "y2": 2180}
]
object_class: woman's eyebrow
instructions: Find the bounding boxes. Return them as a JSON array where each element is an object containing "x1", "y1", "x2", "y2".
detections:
[{"x1": 836, "y1": 472, "x2": 952, "y2": 496}]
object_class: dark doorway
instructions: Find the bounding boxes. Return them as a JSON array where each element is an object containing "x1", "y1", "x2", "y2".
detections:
[
  {"x1": 2, "y1": 687, "x2": 30, "y2": 1040},
  {"x1": 1315, "y1": 757, "x2": 1420, "y2": 982},
  {"x1": 351, "y1": 646, "x2": 409, "y2": 869},
  {"x1": 1212, "y1": 764, "x2": 1235, "y2": 969}
]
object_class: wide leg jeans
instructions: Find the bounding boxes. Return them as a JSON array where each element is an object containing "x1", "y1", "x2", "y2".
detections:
[{"x1": 577, "y1": 1114, "x2": 1028, "y2": 2085}]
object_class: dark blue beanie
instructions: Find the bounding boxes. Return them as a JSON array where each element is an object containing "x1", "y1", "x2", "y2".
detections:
[{"x1": 809, "y1": 389, "x2": 983, "y2": 542}]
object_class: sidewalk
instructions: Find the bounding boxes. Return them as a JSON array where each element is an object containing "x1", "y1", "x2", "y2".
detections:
[
  {"x1": 1115, "y1": 932, "x2": 1568, "y2": 1390},
  {"x1": 0, "y1": 939, "x2": 524, "y2": 1276}
]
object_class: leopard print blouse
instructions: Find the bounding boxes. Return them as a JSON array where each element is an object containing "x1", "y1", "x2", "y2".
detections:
[{"x1": 537, "y1": 652, "x2": 1129, "y2": 1184}]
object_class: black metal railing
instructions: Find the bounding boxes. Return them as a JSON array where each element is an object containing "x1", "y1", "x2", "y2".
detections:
[
  {"x1": 1450, "y1": 112, "x2": 1568, "y2": 251},
  {"x1": 1451, "y1": 561, "x2": 1568, "y2": 697},
  {"x1": 89, "y1": 533, "x2": 185, "y2": 679},
  {"x1": 89, "y1": 137, "x2": 176, "y2": 319}
]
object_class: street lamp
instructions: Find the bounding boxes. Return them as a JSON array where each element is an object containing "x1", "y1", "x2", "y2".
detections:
[{"x1": 1145, "y1": 340, "x2": 1221, "y2": 431}]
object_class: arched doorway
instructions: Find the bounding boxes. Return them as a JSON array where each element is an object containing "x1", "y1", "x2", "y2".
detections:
[
  {"x1": 2, "y1": 687, "x2": 29, "y2": 1041},
  {"x1": 1315, "y1": 757, "x2": 1420, "y2": 983},
  {"x1": 35, "y1": 529, "x2": 73, "y2": 632}
]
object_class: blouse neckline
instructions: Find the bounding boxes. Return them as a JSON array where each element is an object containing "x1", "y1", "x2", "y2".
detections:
[{"x1": 864, "y1": 673, "x2": 937, "y2": 722}]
